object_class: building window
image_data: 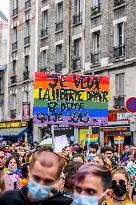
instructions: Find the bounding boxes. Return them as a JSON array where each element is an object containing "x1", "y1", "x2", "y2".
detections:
[
  {"x1": 24, "y1": 20, "x2": 30, "y2": 45},
  {"x1": 12, "y1": 27, "x2": 18, "y2": 50},
  {"x1": 0, "y1": 78, "x2": 3, "y2": 93},
  {"x1": 41, "y1": 10, "x2": 48, "y2": 37},
  {"x1": 25, "y1": 0, "x2": 31, "y2": 9},
  {"x1": 55, "y1": 44, "x2": 63, "y2": 72},
  {"x1": 72, "y1": 38, "x2": 81, "y2": 70},
  {"x1": 13, "y1": 0, "x2": 18, "y2": 16},
  {"x1": 23, "y1": 90, "x2": 29, "y2": 102},
  {"x1": 73, "y1": 0, "x2": 82, "y2": 25},
  {"x1": 23, "y1": 56, "x2": 29, "y2": 80},
  {"x1": 10, "y1": 94, "x2": 16, "y2": 118},
  {"x1": 114, "y1": 22, "x2": 125, "y2": 58},
  {"x1": 114, "y1": 73, "x2": 125, "y2": 108},
  {"x1": 13, "y1": 60, "x2": 16, "y2": 72},
  {"x1": 114, "y1": 0, "x2": 125, "y2": 7},
  {"x1": 42, "y1": 50, "x2": 47, "y2": 69},
  {"x1": 91, "y1": 31, "x2": 101, "y2": 64},
  {"x1": 56, "y1": 2, "x2": 63, "y2": 31},
  {"x1": 91, "y1": 0, "x2": 101, "y2": 15}
]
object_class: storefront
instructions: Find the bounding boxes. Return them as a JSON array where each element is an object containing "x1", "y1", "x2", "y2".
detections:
[
  {"x1": 0, "y1": 121, "x2": 28, "y2": 145},
  {"x1": 100, "y1": 109, "x2": 136, "y2": 147}
]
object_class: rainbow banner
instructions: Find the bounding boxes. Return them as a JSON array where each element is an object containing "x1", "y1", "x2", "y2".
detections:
[
  {"x1": 34, "y1": 73, "x2": 109, "y2": 126},
  {"x1": 114, "y1": 136, "x2": 124, "y2": 144}
]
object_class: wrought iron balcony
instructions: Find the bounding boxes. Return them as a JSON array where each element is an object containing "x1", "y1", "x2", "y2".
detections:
[
  {"x1": 72, "y1": 57, "x2": 81, "y2": 70},
  {"x1": 24, "y1": 36, "x2": 30, "y2": 46},
  {"x1": 55, "y1": 21, "x2": 63, "y2": 32},
  {"x1": 40, "y1": 67, "x2": 48, "y2": 72},
  {"x1": 114, "y1": 0, "x2": 125, "y2": 7},
  {"x1": 55, "y1": 63, "x2": 63, "y2": 72},
  {"x1": 23, "y1": 70, "x2": 29, "y2": 80},
  {"x1": 12, "y1": 41, "x2": 18, "y2": 50},
  {"x1": 13, "y1": 8, "x2": 18, "y2": 16},
  {"x1": 25, "y1": 0, "x2": 31, "y2": 9},
  {"x1": 73, "y1": 13, "x2": 82, "y2": 25},
  {"x1": 91, "y1": 4, "x2": 101, "y2": 15},
  {"x1": 10, "y1": 109, "x2": 16, "y2": 119},
  {"x1": 91, "y1": 51, "x2": 101, "y2": 65},
  {"x1": 114, "y1": 45, "x2": 125, "y2": 59},
  {"x1": 10, "y1": 75, "x2": 16, "y2": 84},
  {"x1": 41, "y1": 28, "x2": 48, "y2": 38},
  {"x1": 114, "y1": 95, "x2": 125, "y2": 108}
]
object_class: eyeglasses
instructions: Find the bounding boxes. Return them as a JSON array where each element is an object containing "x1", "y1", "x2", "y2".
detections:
[{"x1": 112, "y1": 180, "x2": 125, "y2": 187}]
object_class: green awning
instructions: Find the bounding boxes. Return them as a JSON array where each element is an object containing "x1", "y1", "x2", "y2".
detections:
[{"x1": 0, "y1": 127, "x2": 27, "y2": 136}]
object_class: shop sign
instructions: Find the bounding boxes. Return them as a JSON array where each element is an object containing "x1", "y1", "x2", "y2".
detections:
[
  {"x1": 108, "y1": 121, "x2": 129, "y2": 126},
  {"x1": 34, "y1": 73, "x2": 109, "y2": 126},
  {"x1": 117, "y1": 112, "x2": 136, "y2": 121},
  {"x1": 0, "y1": 122, "x2": 27, "y2": 129}
]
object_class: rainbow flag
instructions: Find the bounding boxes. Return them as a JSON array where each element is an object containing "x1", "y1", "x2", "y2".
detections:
[
  {"x1": 85, "y1": 134, "x2": 99, "y2": 143},
  {"x1": 114, "y1": 136, "x2": 124, "y2": 144}
]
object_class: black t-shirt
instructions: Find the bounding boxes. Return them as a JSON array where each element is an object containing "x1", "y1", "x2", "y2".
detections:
[{"x1": 0, "y1": 186, "x2": 72, "y2": 205}]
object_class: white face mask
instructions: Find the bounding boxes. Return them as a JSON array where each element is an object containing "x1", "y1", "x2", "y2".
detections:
[
  {"x1": 73, "y1": 190, "x2": 109, "y2": 205},
  {"x1": 73, "y1": 193, "x2": 98, "y2": 205}
]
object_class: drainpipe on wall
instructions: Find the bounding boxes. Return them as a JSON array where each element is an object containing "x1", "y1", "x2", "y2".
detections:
[
  {"x1": 68, "y1": 0, "x2": 71, "y2": 73},
  {"x1": 82, "y1": 0, "x2": 86, "y2": 75}
]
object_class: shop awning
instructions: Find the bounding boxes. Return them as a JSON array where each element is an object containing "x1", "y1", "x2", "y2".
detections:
[{"x1": 0, "y1": 127, "x2": 27, "y2": 136}]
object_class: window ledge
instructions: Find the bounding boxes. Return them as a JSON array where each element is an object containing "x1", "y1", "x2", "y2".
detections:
[
  {"x1": 90, "y1": 12, "x2": 102, "y2": 20},
  {"x1": 24, "y1": 43, "x2": 30, "y2": 48},
  {"x1": 25, "y1": 7, "x2": 31, "y2": 12},
  {"x1": 113, "y1": 56, "x2": 125, "y2": 63},
  {"x1": 12, "y1": 14, "x2": 18, "y2": 19},
  {"x1": 73, "y1": 22, "x2": 82, "y2": 27},
  {"x1": 90, "y1": 63, "x2": 101, "y2": 68},
  {"x1": 55, "y1": 29, "x2": 63, "y2": 34},
  {"x1": 0, "y1": 92, "x2": 4, "y2": 95},
  {"x1": 113, "y1": 2, "x2": 127, "y2": 10},
  {"x1": 12, "y1": 48, "x2": 18, "y2": 52},
  {"x1": 71, "y1": 68, "x2": 82, "y2": 73},
  {"x1": 40, "y1": 35, "x2": 48, "y2": 40}
]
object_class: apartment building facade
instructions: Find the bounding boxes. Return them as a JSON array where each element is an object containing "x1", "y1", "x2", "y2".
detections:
[
  {"x1": 0, "y1": 11, "x2": 8, "y2": 123},
  {"x1": 7, "y1": 0, "x2": 136, "y2": 144}
]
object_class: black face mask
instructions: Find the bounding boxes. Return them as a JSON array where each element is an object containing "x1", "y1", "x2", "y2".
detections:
[{"x1": 112, "y1": 184, "x2": 127, "y2": 197}]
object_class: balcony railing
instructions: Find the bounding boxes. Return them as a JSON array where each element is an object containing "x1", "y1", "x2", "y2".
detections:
[
  {"x1": 72, "y1": 57, "x2": 81, "y2": 70},
  {"x1": 10, "y1": 75, "x2": 16, "y2": 84},
  {"x1": 41, "y1": 28, "x2": 48, "y2": 38},
  {"x1": 24, "y1": 35, "x2": 30, "y2": 46},
  {"x1": 114, "y1": 95, "x2": 125, "y2": 108},
  {"x1": 12, "y1": 41, "x2": 18, "y2": 50},
  {"x1": 40, "y1": 67, "x2": 48, "y2": 72},
  {"x1": 91, "y1": 4, "x2": 101, "y2": 15},
  {"x1": 13, "y1": 8, "x2": 18, "y2": 16},
  {"x1": 10, "y1": 109, "x2": 16, "y2": 119},
  {"x1": 114, "y1": 0, "x2": 125, "y2": 7},
  {"x1": 25, "y1": 0, "x2": 31, "y2": 9},
  {"x1": 114, "y1": 45, "x2": 125, "y2": 59},
  {"x1": 91, "y1": 51, "x2": 101, "y2": 65},
  {"x1": 55, "y1": 63, "x2": 63, "y2": 72},
  {"x1": 55, "y1": 21, "x2": 63, "y2": 32},
  {"x1": 73, "y1": 13, "x2": 82, "y2": 25},
  {"x1": 23, "y1": 70, "x2": 29, "y2": 80}
]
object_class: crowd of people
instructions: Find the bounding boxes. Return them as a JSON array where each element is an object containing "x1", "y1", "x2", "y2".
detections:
[{"x1": 0, "y1": 142, "x2": 135, "y2": 204}]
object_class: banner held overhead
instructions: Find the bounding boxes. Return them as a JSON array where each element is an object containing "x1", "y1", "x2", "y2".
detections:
[{"x1": 34, "y1": 73, "x2": 109, "y2": 126}]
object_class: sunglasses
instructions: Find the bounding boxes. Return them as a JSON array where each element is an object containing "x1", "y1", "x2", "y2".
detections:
[{"x1": 112, "y1": 180, "x2": 125, "y2": 186}]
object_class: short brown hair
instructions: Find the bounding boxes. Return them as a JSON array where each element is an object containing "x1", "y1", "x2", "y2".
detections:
[
  {"x1": 112, "y1": 166, "x2": 129, "y2": 181},
  {"x1": 29, "y1": 150, "x2": 64, "y2": 179},
  {"x1": 75, "y1": 162, "x2": 112, "y2": 191}
]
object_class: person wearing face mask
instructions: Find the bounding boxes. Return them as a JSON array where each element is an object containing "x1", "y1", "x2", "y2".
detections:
[
  {"x1": 87, "y1": 143, "x2": 98, "y2": 162},
  {"x1": 0, "y1": 150, "x2": 72, "y2": 205},
  {"x1": 106, "y1": 166, "x2": 135, "y2": 205},
  {"x1": 73, "y1": 162, "x2": 113, "y2": 205}
]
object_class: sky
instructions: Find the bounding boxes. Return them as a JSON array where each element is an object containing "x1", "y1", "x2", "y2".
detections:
[{"x1": 0, "y1": 0, "x2": 9, "y2": 18}]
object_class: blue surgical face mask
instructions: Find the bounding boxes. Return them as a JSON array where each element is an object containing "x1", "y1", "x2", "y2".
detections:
[
  {"x1": 27, "y1": 179, "x2": 52, "y2": 201},
  {"x1": 73, "y1": 193, "x2": 98, "y2": 205},
  {"x1": 87, "y1": 153, "x2": 96, "y2": 161}
]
